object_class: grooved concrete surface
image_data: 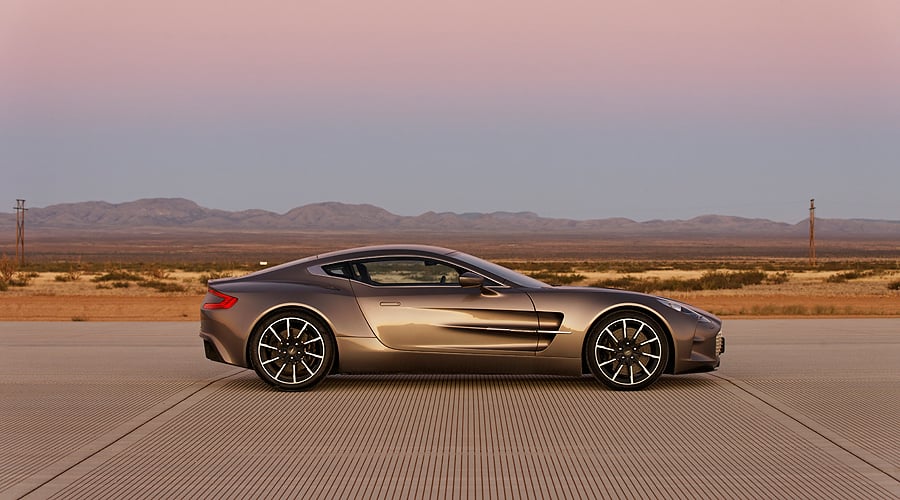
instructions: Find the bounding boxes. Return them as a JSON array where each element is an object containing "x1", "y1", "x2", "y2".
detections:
[{"x1": 1, "y1": 319, "x2": 898, "y2": 499}]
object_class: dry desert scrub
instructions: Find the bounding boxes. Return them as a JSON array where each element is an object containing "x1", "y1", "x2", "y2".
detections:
[
  {"x1": 0, "y1": 254, "x2": 15, "y2": 290},
  {"x1": 590, "y1": 270, "x2": 769, "y2": 293},
  {"x1": 499, "y1": 258, "x2": 900, "y2": 317},
  {"x1": 2, "y1": 258, "x2": 899, "y2": 319}
]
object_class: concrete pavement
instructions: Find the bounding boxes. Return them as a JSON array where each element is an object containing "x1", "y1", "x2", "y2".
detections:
[{"x1": 1, "y1": 319, "x2": 898, "y2": 499}]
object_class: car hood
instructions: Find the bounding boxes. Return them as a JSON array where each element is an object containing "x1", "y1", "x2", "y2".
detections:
[{"x1": 536, "y1": 285, "x2": 720, "y2": 322}]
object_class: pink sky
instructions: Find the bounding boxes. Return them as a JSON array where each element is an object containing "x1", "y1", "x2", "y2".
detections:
[
  {"x1": 4, "y1": 0, "x2": 899, "y2": 117},
  {"x1": 2, "y1": 1, "x2": 900, "y2": 222}
]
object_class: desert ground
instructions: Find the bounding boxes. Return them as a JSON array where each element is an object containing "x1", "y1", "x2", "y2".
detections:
[{"x1": 1, "y1": 230, "x2": 898, "y2": 320}]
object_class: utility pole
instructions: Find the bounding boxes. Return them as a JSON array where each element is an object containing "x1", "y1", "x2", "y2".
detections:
[
  {"x1": 14, "y1": 199, "x2": 26, "y2": 266},
  {"x1": 809, "y1": 198, "x2": 816, "y2": 267}
]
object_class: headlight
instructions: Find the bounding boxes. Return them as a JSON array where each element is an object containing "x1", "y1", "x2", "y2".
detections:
[{"x1": 657, "y1": 298, "x2": 713, "y2": 325}]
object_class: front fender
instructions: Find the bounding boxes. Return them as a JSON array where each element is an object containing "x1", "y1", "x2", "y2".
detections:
[{"x1": 525, "y1": 288, "x2": 701, "y2": 372}]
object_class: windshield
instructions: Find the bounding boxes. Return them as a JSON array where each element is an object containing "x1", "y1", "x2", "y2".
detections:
[{"x1": 449, "y1": 251, "x2": 550, "y2": 288}]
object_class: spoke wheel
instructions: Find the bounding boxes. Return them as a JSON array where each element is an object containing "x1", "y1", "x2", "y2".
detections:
[
  {"x1": 586, "y1": 312, "x2": 669, "y2": 390},
  {"x1": 250, "y1": 312, "x2": 335, "y2": 391}
]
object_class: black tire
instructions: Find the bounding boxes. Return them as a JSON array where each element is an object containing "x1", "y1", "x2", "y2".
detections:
[
  {"x1": 585, "y1": 311, "x2": 669, "y2": 390},
  {"x1": 249, "y1": 311, "x2": 335, "y2": 391}
]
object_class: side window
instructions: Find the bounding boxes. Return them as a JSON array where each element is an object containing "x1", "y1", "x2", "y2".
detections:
[
  {"x1": 323, "y1": 263, "x2": 352, "y2": 278},
  {"x1": 359, "y1": 258, "x2": 461, "y2": 286}
]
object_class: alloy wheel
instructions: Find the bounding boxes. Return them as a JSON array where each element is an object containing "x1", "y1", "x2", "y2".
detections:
[
  {"x1": 255, "y1": 316, "x2": 328, "y2": 387},
  {"x1": 589, "y1": 314, "x2": 667, "y2": 390}
]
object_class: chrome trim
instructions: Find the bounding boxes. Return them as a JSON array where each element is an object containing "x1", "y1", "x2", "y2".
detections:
[
  {"x1": 350, "y1": 281, "x2": 509, "y2": 290},
  {"x1": 444, "y1": 325, "x2": 572, "y2": 335}
]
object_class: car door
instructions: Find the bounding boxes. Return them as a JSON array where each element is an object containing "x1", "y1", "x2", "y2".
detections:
[{"x1": 342, "y1": 257, "x2": 540, "y2": 353}]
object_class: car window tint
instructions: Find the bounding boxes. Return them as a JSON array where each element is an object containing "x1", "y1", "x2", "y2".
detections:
[{"x1": 360, "y1": 258, "x2": 460, "y2": 285}]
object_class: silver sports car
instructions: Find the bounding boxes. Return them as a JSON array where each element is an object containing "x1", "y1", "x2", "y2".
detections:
[{"x1": 200, "y1": 245, "x2": 724, "y2": 391}]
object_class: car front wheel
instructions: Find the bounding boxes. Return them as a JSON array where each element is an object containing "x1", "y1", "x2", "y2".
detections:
[
  {"x1": 249, "y1": 312, "x2": 335, "y2": 391},
  {"x1": 585, "y1": 311, "x2": 669, "y2": 390}
]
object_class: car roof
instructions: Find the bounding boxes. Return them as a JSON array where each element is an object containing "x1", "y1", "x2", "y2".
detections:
[
  {"x1": 312, "y1": 244, "x2": 457, "y2": 262},
  {"x1": 238, "y1": 245, "x2": 458, "y2": 279}
]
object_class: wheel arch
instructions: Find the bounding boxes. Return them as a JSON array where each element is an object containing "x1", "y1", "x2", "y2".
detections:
[
  {"x1": 246, "y1": 304, "x2": 340, "y2": 374},
  {"x1": 580, "y1": 304, "x2": 676, "y2": 375}
]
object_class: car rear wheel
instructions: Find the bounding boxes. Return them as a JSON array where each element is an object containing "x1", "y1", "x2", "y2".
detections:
[
  {"x1": 585, "y1": 311, "x2": 669, "y2": 390},
  {"x1": 249, "y1": 311, "x2": 335, "y2": 391}
]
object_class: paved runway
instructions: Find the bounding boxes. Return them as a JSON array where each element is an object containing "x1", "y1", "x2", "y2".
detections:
[{"x1": 1, "y1": 319, "x2": 898, "y2": 499}]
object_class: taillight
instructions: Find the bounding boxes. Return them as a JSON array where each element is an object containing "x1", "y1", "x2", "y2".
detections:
[{"x1": 203, "y1": 288, "x2": 238, "y2": 310}]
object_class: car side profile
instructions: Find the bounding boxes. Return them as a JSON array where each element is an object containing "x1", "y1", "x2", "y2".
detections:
[{"x1": 200, "y1": 245, "x2": 724, "y2": 391}]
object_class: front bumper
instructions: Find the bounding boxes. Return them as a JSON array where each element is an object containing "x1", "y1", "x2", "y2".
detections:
[{"x1": 675, "y1": 322, "x2": 725, "y2": 374}]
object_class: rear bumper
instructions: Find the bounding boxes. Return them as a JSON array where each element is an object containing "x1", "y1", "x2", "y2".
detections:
[
  {"x1": 202, "y1": 337, "x2": 226, "y2": 364},
  {"x1": 199, "y1": 330, "x2": 244, "y2": 367}
]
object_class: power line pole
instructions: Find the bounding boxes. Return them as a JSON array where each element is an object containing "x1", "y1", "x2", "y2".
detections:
[
  {"x1": 809, "y1": 198, "x2": 816, "y2": 267},
  {"x1": 14, "y1": 199, "x2": 26, "y2": 266}
]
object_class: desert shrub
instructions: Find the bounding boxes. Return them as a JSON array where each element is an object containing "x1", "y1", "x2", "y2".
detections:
[
  {"x1": 199, "y1": 271, "x2": 233, "y2": 285},
  {"x1": 813, "y1": 261, "x2": 859, "y2": 272},
  {"x1": 20, "y1": 261, "x2": 95, "y2": 273},
  {"x1": 742, "y1": 304, "x2": 809, "y2": 316},
  {"x1": 813, "y1": 305, "x2": 837, "y2": 315},
  {"x1": 0, "y1": 254, "x2": 15, "y2": 285},
  {"x1": 139, "y1": 280, "x2": 186, "y2": 293},
  {"x1": 825, "y1": 270, "x2": 877, "y2": 283},
  {"x1": 655, "y1": 277, "x2": 699, "y2": 291},
  {"x1": 55, "y1": 264, "x2": 84, "y2": 282},
  {"x1": 781, "y1": 304, "x2": 810, "y2": 315},
  {"x1": 93, "y1": 271, "x2": 145, "y2": 282},
  {"x1": 95, "y1": 282, "x2": 131, "y2": 289},
  {"x1": 66, "y1": 261, "x2": 84, "y2": 281},
  {"x1": 9, "y1": 271, "x2": 38, "y2": 287},
  {"x1": 179, "y1": 261, "x2": 253, "y2": 273},
  {"x1": 142, "y1": 266, "x2": 171, "y2": 280},
  {"x1": 697, "y1": 270, "x2": 766, "y2": 290},
  {"x1": 592, "y1": 270, "x2": 767, "y2": 293},
  {"x1": 744, "y1": 304, "x2": 778, "y2": 315},
  {"x1": 814, "y1": 261, "x2": 898, "y2": 272},
  {"x1": 573, "y1": 262, "x2": 613, "y2": 272},
  {"x1": 825, "y1": 273, "x2": 848, "y2": 283},
  {"x1": 591, "y1": 276, "x2": 660, "y2": 293},
  {"x1": 498, "y1": 261, "x2": 576, "y2": 273},
  {"x1": 765, "y1": 271, "x2": 791, "y2": 285},
  {"x1": 888, "y1": 280, "x2": 900, "y2": 291},
  {"x1": 526, "y1": 271, "x2": 586, "y2": 285},
  {"x1": 616, "y1": 262, "x2": 665, "y2": 274}
]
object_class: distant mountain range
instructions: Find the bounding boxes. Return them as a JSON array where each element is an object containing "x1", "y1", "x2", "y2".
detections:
[{"x1": 1, "y1": 198, "x2": 899, "y2": 238}]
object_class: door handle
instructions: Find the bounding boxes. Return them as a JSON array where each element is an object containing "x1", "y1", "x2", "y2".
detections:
[{"x1": 379, "y1": 301, "x2": 401, "y2": 307}]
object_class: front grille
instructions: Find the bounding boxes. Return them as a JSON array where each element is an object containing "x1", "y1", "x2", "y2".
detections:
[{"x1": 715, "y1": 332, "x2": 725, "y2": 356}]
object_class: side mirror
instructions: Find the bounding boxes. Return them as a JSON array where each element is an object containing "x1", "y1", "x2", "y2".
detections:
[{"x1": 459, "y1": 272, "x2": 485, "y2": 288}]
